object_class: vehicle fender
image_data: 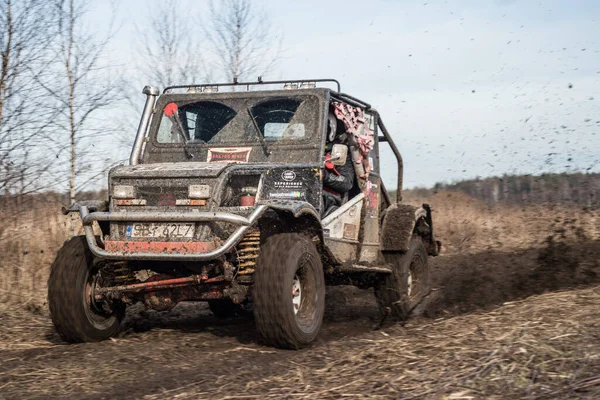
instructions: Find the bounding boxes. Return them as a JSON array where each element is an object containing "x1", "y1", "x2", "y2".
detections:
[
  {"x1": 259, "y1": 200, "x2": 320, "y2": 221},
  {"x1": 381, "y1": 203, "x2": 440, "y2": 255},
  {"x1": 258, "y1": 200, "x2": 323, "y2": 240}
]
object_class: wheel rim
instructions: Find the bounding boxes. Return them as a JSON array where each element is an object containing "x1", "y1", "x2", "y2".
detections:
[
  {"x1": 407, "y1": 269, "x2": 414, "y2": 297},
  {"x1": 293, "y1": 254, "x2": 320, "y2": 333},
  {"x1": 82, "y1": 268, "x2": 117, "y2": 329},
  {"x1": 408, "y1": 253, "x2": 425, "y2": 299},
  {"x1": 292, "y1": 274, "x2": 302, "y2": 315}
]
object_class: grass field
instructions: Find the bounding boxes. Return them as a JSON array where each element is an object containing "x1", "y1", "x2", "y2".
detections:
[
  {"x1": 1, "y1": 190, "x2": 598, "y2": 309},
  {"x1": 0, "y1": 190, "x2": 598, "y2": 399}
]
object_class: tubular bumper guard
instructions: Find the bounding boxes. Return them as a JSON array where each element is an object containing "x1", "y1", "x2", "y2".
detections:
[{"x1": 78, "y1": 205, "x2": 268, "y2": 261}]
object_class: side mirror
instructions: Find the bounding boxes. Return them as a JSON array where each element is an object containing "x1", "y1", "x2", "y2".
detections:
[{"x1": 330, "y1": 144, "x2": 348, "y2": 166}]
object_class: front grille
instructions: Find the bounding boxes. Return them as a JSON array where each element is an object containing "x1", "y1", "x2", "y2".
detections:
[
  {"x1": 109, "y1": 178, "x2": 215, "y2": 242},
  {"x1": 136, "y1": 186, "x2": 189, "y2": 207},
  {"x1": 112, "y1": 178, "x2": 214, "y2": 208}
]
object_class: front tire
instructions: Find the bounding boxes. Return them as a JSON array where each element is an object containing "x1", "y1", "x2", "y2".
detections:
[
  {"x1": 375, "y1": 235, "x2": 430, "y2": 320},
  {"x1": 48, "y1": 236, "x2": 124, "y2": 343},
  {"x1": 253, "y1": 233, "x2": 325, "y2": 349}
]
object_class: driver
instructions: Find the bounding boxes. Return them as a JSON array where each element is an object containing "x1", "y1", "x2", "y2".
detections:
[{"x1": 322, "y1": 113, "x2": 355, "y2": 216}]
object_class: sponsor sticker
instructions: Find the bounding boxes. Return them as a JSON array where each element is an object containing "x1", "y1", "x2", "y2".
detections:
[
  {"x1": 364, "y1": 180, "x2": 379, "y2": 209},
  {"x1": 207, "y1": 147, "x2": 251, "y2": 163},
  {"x1": 274, "y1": 181, "x2": 302, "y2": 188},
  {"x1": 343, "y1": 223, "x2": 357, "y2": 240},
  {"x1": 268, "y1": 191, "x2": 305, "y2": 200},
  {"x1": 281, "y1": 170, "x2": 296, "y2": 181}
]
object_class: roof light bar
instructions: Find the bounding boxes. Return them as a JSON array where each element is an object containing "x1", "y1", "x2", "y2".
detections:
[{"x1": 163, "y1": 79, "x2": 341, "y2": 94}]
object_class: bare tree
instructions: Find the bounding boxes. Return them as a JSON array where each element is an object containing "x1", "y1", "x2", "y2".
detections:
[
  {"x1": 202, "y1": 0, "x2": 283, "y2": 82},
  {"x1": 0, "y1": 0, "x2": 60, "y2": 300},
  {"x1": 135, "y1": 0, "x2": 205, "y2": 88},
  {"x1": 0, "y1": 0, "x2": 57, "y2": 194},
  {"x1": 134, "y1": 0, "x2": 283, "y2": 89},
  {"x1": 44, "y1": 0, "x2": 123, "y2": 204},
  {"x1": 121, "y1": 0, "x2": 206, "y2": 149}
]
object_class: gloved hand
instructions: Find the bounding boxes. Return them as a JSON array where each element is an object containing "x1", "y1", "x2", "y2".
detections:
[{"x1": 324, "y1": 154, "x2": 340, "y2": 176}]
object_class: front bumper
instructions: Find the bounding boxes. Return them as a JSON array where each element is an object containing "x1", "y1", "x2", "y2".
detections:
[{"x1": 77, "y1": 204, "x2": 268, "y2": 261}]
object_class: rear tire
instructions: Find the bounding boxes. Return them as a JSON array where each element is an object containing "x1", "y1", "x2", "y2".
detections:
[
  {"x1": 375, "y1": 235, "x2": 430, "y2": 320},
  {"x1": 48, "y1": 236, "x2": 124, "y2": 343},
  {"x1": 253, "y1": 233, "x2": 325, "y2": 349}
]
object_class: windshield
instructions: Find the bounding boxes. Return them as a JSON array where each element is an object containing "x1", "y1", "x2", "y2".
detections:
[{"x1": 156, "y1": 95, "x2": 318, "y2": 145}]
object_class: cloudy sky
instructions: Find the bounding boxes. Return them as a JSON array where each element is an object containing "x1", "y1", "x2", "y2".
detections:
[{"x1": 94, "y1": 0, "x2": 599, "y2": 189}]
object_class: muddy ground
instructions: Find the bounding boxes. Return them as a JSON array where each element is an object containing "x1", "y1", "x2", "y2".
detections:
[{"x1": 1, "y1": 239, "x2": 599, "y2": 399}]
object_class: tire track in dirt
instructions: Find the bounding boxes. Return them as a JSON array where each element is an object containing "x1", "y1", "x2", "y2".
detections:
[
  {"x1": 0, "y1": 304, "x2": 378, "y2": 400},
  {"x1": 0, "y1": 240, "x2": 598, "y2": 399}
]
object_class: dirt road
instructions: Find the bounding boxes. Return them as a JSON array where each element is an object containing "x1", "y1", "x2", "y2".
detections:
[{"x1": 1, "y1": 241, "x2": 599, "y2": 399}]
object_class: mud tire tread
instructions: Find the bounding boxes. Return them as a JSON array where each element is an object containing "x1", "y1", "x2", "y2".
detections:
[
  {"x1": 253, "y1": 233, "x2": 325, "y2": 349},
  {"x1": 375, "y1": 235, "x2": 430, "y2": 320},
  {"x1": 48, "y1": 236, "x2": 123, "y2": 343}
]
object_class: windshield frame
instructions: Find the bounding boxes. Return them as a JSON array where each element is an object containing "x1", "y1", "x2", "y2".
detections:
[
  {"x1": 149, "y1": 90, "x2": 326, "y2": 148},
  {"x1": 141, "y1": 88, "x2": 329, "y2": 165}
]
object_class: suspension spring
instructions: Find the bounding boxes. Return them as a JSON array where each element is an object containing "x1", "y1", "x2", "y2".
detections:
[
  {"x1": 236, "y1": 229, "x2": 260, "y2": 275},
  {"x1": 110, "y1": 261, "x2": 137, "y2": 284}
]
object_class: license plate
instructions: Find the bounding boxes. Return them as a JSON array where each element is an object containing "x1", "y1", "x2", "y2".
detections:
[{"x1": 126, "y1": 223, "x2": 195, "y2": 239}]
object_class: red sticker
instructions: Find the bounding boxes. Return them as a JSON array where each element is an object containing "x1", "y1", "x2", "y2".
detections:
[
  {"x1": 207, "y1": 148, "x2": 252, "y2": 163},
  {"x1": 164, "y1": 102, "x2": 178, "y2": 117}
]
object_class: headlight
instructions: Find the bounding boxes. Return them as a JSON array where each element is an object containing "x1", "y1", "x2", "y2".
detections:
[
  {"x1": 113, "y1": 185, "x2": 136, "y2": 199},
  {"x1": 188, "y1": 184, "x2": 210, "y2": 199}
]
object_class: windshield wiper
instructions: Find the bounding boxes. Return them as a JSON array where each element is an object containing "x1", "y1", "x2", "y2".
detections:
[
  {"x1": 170, "y1": 114, "x2": 194, "y2": 159},
  {"x1": 247, "y1": 108, "x2": 271, "y2": 156}
]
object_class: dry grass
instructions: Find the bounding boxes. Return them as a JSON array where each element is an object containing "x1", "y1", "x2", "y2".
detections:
[
  {"x1": 0, "y1": 190, "x2": 598, "y2": 399},
  {"x1": 403, "y1": 190, "x2": 600, "y2": 254},
  {"x1": 1, "y1": 190, "x2": 598, "y2": 310},
  {"x1": 0, "y1": 198, "x2": 78, "y2": 308}
]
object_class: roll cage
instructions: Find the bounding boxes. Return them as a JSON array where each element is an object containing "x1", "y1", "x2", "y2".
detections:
[{"x1": 131, "y1": 79, "x2": 404, "y2": 202}]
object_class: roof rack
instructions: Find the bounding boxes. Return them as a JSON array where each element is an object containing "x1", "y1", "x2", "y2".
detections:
[{"x1": 163, "y1": 78, "x2": 341, "y2": 94}]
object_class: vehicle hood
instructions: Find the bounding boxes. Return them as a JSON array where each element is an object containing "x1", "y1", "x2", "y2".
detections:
[{"x1": 109, "y1": 162, "x2": 232, "y2": 179}]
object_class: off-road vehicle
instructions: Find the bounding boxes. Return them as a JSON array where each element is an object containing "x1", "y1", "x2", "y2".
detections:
[{"x1": 49, "y1": 79, "x2": 440, "y2": 349}]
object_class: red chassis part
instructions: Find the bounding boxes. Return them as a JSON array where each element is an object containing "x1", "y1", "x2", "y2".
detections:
[
  {"x1": 94, "y1": 274, "x2": 226, "y2": 299},
  {"x1": 95, "y1": 242, "x2": 236, "y2": 310},
  {"x1": 94, "y1": 273, "x2": 227, "y2": 311}
]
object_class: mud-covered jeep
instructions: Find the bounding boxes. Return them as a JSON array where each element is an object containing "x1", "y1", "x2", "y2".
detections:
[{"x1": 49, "y1": 79, "x2": 440, "y2": 349}]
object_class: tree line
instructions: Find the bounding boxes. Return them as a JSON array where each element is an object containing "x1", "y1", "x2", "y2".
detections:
[{"x1": 409, "y1": 172, "x2": 600, "y2": 208}]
